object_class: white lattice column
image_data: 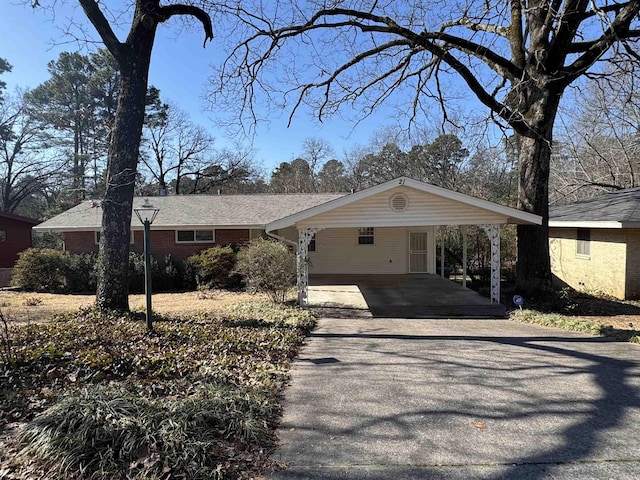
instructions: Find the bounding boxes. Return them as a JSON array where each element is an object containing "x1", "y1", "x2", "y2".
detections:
[
  {"x1": 297, "y1": 228, "x2": 320, "y2": 307},
  {"x1": 482, "y1": 225, "x2": 501, "y2": 304}
]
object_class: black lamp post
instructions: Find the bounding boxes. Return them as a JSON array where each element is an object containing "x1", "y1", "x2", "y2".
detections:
[{"x1": 133, "y1": 200, "x2": 160, "y2": 332}]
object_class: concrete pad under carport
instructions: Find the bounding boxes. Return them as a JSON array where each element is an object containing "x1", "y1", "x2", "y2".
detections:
[
  {"x1": 269, "y1": 318, "x2": 640, "y2": 479},
  {"x1": 308, "y1": 274, "x2": 506, "y2": 317}
]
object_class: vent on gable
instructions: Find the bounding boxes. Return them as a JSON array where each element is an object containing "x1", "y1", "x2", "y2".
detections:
[{"x1": 390, "y1": 193, "x2": 409, "y2": 212}]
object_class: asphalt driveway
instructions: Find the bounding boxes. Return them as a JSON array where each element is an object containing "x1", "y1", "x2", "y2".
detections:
[{"x1": 270, "y1": 318, "x2": 640, "y2": 479}]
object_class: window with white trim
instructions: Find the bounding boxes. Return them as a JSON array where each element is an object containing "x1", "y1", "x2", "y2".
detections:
[
  {"x1": 176, "y1": 229, "x2": 215, "y2": 243},
  {"x1": 576, "y1": 228, "x2": 590, "y2": 257},
  {"x1": 95, "y1": 231, "x2": 135, "y2": 245},
  {"x1": 308, "y1": 233, "x2": 316, "y2": 252},
  {"x1": 358, "y1": 227, "x2": 374, "y2": 245}
]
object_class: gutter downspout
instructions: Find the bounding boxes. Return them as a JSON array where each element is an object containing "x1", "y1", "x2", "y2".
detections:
[{"x1": 265, "y1": 228, "x2": 297, "y2": 249}]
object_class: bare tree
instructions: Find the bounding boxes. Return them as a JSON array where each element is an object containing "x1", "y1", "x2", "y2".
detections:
[
  {"x1": 140, "y1": 101, "x2": 215, "y2": 194},
  {"x1": 216, "y1": 1, "x2": 640, "y2": 294},
  {"x1": 33, "y1": 1, "x2": 213, "y2": 311},
  {"x1": 1, "y1": 93, "x2": 64, "y2": 215},
  {"x1": 552, "y1": 69, "x2": 640, "y2": 203}
]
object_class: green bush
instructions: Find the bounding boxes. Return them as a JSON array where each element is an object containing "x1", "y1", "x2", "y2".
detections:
[
  {"x1": 65, "y1": 253, "x2": 98, "y2": 293},
  {"x1": 11, "y1": 248, "x2": 70, "y2": 292},
  {"x1": 235, "y1": 239, "x2": 296, "y2": 303},
  {"x1": 186, "y1": 246, "x2": 238, "y2": 290},
  {"x1": 11, "y1": 249, "x2": 185, "y2": 294}
]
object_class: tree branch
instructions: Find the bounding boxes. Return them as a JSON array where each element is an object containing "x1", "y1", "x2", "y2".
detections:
[
  {"x1": 78, "y1": 0, "x2": 124, "y2": 60},
  {"x1": 160, "y1": 4, "x2": 214, "y2": 47}
]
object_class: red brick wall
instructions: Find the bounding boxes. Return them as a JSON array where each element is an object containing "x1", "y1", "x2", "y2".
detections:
[
  {"x1": 0, "y1": 217, "x2": 35, "y2": 268},
  {"x1": 64, "y1": 228, "x2": 250, "y2": 260}
]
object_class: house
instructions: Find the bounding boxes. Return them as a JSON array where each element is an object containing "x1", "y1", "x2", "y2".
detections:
[
  {"x1": 549, "y1": 187, "x2": 640, "y2": 300},
  {"x1": 0, "y1": 211, "x2": 39, "y2": 286},
  {"x1": 34, "y1": 177, "x2": 541, "y2": 307}
]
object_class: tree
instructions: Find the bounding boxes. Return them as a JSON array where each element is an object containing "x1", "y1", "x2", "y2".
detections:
[
  {"x1": 26, "y1": 51, "x2": 118, "y2": 202},
  {"x1": 33, "y1": 1, "x2": 213, "y2": 311},
  {"x1": 0, "y1": 92, "x2": 64, "y2": 215},
  {"x1": 552, "y1": 68, "x2": 640, "y2": 203},
  {"x1": 218, "y1": 1, "x2": 640, "y2": 294},
  {"x1": 140, "y1": 100, "x2": 216, "y2": 194}
]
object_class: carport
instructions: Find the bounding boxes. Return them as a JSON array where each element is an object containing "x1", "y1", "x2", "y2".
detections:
[
  {"x1": 266, "y1": 177, "x2": 541, "y2": 314},
  {"x1": 308, "y1": 274, "x2": 507, "y2": 317}
]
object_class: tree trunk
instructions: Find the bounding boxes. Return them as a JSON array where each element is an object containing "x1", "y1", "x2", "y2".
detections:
[
  {"x1": 514, "y1": 87, "x2": 561, "y2": 296},
  {"x1": 96, "y1": 32, "x2": 156, "y2": 311}
]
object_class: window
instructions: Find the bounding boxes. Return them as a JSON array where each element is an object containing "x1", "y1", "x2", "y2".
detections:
[
  {"x1": 358, "y1": 227, "x2": 374, "y2": 245},
  {"x1": 576, "y1": 228, "x2": 590, "y2": 257},
  {"x1": 95, "y1": 231, "x2": 134, "y2": 245},
  {"x1": 308, "y1": 233, "x2": 316, "y2": 252},
  {"x1": 0, "y1": 231, "x2": 5, "y2": 242},
  {"x1": 176, "y1": 229, "x2": 215, "y2": 243}
]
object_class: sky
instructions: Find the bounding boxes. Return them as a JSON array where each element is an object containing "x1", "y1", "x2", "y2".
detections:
[{"x1": 0, "y1": 1, "x2": 397, "y2": 175}]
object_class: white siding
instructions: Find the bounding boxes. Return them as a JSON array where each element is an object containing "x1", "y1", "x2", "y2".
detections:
[
  {"x1": 308, "y1": 227, "x2": 435, "y2": 274},
  {"x1": 298, "y1": 186, "x2": 509, "y2": 228}
]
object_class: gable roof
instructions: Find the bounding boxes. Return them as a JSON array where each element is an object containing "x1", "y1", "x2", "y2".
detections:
[
  {"x1": 0, "y1": 211, "x2": 39, "y2": 225},
  {"x1": 266, "y1": 177, "x2": 541, "y2": 231},
  {"x1": 549, "y1": 187, "x2": 640, "y2": 228},
  {"x1": 34, "y1": 193, "x2": 346, "y2": 232}
]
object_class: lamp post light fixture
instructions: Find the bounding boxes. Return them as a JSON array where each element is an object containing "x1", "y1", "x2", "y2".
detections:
[{"x1": 133, "y1": 199, "x2": 160, "y2": 332}]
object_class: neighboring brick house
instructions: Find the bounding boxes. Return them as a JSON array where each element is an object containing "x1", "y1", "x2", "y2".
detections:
[
  {"x1": 0, "y1": 211, "x2": 39, "y2": 286},
  {"x1": 549, "y1": 187, "x2": 640, "y2": 300}
]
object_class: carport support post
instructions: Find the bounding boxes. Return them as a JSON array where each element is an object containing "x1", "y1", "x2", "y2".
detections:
[
  {"x1": 297, "y1": 228, "x2": 319, "y2": 307},
  {"x1": 482, "y1": 225, "x2": 501, "y2": 304},
  {"x1": 461, "y1": 226, "x2": 468, "y2": 289}
]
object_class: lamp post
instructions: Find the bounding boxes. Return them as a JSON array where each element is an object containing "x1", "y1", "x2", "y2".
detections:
[{"x1": 133, "y1": 200, "x2": 160, "y2": 332}]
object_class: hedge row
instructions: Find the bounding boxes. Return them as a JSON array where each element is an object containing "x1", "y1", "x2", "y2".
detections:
[
  {"x1": 11, "y1": 247, "x2": 239, "y2": 294},
  {"x1": 11, "y1": 240, "x2": 296, "y2": 298}
]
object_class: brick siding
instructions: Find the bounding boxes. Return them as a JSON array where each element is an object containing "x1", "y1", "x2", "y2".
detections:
[
  {"x1": 625, "y1": 229, "x2": 640, "y2": 299},
  {"x1": 550, "y1": 227, "x2": 628, "y2": 299},
  {"x1": 64, "y1": 228, "x2": 251, "y2": 260}
]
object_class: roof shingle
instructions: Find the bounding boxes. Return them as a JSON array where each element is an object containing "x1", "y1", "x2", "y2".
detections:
[{"x1": 34, "y1": 194, "x2": 347, "y2": 231}]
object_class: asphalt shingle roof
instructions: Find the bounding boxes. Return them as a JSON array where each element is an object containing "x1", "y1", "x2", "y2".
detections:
[
  {"x1": 549, "y1": 187, "x2": 640, "y2": 223},
  {"x1": 34, "y1": 193, "x2": 347, "y2": 231}
]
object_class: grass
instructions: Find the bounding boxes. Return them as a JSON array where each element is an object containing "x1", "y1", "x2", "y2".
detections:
[
  {"x1": 509, "y1": 288, "x2": 640, "y2": 344},
  {"x1": 0, "y1": 290, "x2": 275, "y2": 324},
  {"x1": 0, "y1": 298, "x2": 315, "y2": 479}
]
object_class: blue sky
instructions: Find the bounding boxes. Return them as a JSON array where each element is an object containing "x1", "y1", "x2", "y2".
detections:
[{"x1": 0, "y1": 2, "x2": 397, "y2": 174}]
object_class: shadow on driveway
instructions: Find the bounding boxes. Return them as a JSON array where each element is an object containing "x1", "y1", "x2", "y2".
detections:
[{"x1": 270, "y1": 319, "x2": 640, "y2": 479}]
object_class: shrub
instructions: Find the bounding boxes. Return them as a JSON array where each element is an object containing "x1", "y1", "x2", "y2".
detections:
[
  {"x1": 65, "y1": 253, "x2": 98, "y2": 293},
  {"x1": 11, "y1": 248, "x2": 69, "y2": 292},
  {"x1": 235, "y1": 239, "x2": 296, "y2": 303},
  {"x1": 186, "y1": 246, "x2": 238, "y2": 290}
]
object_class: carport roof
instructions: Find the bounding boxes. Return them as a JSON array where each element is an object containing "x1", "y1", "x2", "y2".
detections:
[{"x1": 266, "y1": 177, "x2": 542, "y2": 231}]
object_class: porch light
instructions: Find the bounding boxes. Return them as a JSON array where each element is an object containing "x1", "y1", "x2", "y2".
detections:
[{"x1": 134, "y1": 199, "x2": 160, "y2": 332}]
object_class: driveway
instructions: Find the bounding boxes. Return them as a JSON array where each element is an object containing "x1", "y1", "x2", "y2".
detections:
[{"x1": 270, "y1": 318, "x2": 640, "y2": 479}]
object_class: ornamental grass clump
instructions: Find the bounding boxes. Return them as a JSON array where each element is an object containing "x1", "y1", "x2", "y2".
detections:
[{"x1": 17, "y1": 384, "x2": 277, "y2": 479}]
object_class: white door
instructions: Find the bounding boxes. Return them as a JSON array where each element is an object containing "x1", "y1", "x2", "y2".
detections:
[{"x1": 409, "y1": 232, "x2": 429, "y2": 273}]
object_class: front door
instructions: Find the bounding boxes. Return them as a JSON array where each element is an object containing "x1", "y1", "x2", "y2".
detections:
[{"x1": 409, "y1": 232, "x2": 429, "y2": 273}]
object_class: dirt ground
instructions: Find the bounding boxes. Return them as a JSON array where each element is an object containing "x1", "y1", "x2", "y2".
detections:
[{"x1": 0, "y1": 290, "x2": 269, "y2": 324}]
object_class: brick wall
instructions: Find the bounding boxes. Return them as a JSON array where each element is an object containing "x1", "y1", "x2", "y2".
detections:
[
  {"x1": 550, "y1": 227, "x2": 627, "y2": 299},
  {"x1": 64, "y1": 228, "x2": 251, "y2": 260},
  {"x1": 626, "y1": 229, "x2": 640, "y2": 299}
]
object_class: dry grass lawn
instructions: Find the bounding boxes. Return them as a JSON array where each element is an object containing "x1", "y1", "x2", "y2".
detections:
[{"x1": 0, "y1": 290, "x2": 271, "y2": 323}]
